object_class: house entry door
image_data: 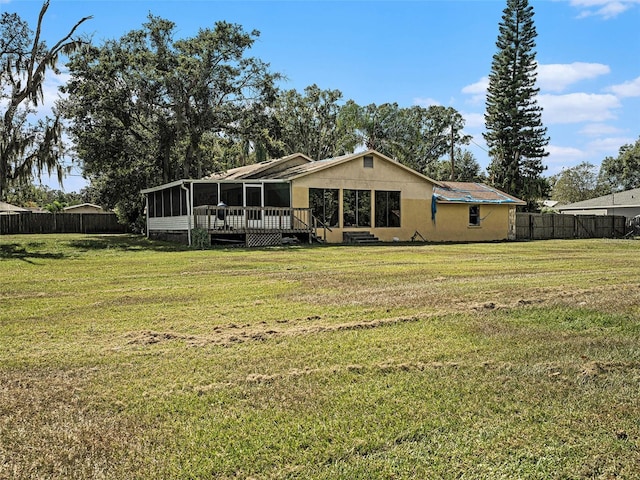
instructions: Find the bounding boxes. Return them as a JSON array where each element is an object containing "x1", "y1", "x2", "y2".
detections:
[{"x1": 245, "y1": 184, "x2": 263, "y2": 228}]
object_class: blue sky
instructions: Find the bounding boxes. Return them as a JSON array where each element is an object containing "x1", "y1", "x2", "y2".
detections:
[{"x1": 3, "y1": 0, "x2": 639, "y2": 193}]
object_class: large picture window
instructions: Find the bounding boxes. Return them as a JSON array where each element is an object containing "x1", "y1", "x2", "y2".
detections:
[
  {"x1": 375, "y1": 191, "x2": 401, "y2": 227},
  {"x1": 309, "y1": 188, "x2": 339, "y2": 227},
  {"x1": 343, "y1": 189, "x2": 371, "y2": 227}
]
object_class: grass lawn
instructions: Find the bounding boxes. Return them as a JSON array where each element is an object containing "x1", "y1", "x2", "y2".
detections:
[{"x1": 1, "y1": 234, "x2": 639, "y2": 479}]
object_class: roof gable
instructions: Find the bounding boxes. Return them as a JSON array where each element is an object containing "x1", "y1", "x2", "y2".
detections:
[{"x1": 255, "y1": 150, "x2": 443, "y2": 185}]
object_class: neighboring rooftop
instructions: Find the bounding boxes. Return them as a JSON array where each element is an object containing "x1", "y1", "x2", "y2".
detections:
[
  {"x1": 0, "y1": 201, "x2": 29, "y2": 213},
  {"x1": 558, "y1": 187, "x2": 640, "y2": 209}
]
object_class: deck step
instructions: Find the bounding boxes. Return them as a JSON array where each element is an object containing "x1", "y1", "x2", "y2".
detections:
[{"x1": 343, "y1": 231, "x2": 381, "y2": 244}]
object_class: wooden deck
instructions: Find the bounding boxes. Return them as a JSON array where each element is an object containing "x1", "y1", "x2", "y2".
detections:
[{"x1": 193, "y1": 206, "x2": 314, "y2": 235}]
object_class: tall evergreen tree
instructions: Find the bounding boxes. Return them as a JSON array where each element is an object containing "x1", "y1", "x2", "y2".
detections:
[{"x1": 484, "y1": 0, "x2": 549, "y2": 210}]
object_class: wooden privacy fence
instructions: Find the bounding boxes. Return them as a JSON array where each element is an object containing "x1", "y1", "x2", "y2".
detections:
[
  {"x1": 0, "y1": 213, "x2": 127, "y2": 235},
  {"x1": 516, "y1": 213, "x2": 627, "y2": 240}
]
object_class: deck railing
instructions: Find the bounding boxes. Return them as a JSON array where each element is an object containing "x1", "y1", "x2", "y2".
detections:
[{"x1": 193, "y1": 206, "x2": 313, "y2": 234}]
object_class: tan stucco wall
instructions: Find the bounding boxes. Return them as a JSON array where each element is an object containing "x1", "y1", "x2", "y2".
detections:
[
  {"x1": 429, "y1": 203, "x2": 511, "y2": 242},
  {"x1": 291, "y1": 152, "x2": 434, "y2": 243}
]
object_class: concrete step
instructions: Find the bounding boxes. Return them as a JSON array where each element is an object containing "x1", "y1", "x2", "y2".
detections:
[{"x1": 343, "y1": 231, "x2": 381, "y2": 244}]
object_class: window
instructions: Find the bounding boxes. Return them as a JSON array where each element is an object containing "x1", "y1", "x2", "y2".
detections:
[
  {"x1": 265, "y1": 183, "x2": 290, "y2": 207},
  {"x1": 343, "y1": 189, "x2": 371, "y2": 227},
  {"x1": 375, "y1": 191, "x2": 401, "y2": 227},
  {"x1": 194, "y1": 183, "x2": 218, "y2": 207},
  {"x1": 309, "y1": 188, "x2": 339, "y2": 227},
  {"x1": 363, "y1": 155, "x2": 374, "y2": 168},
  {"x1": 469, "y1": 205, "x2": 480, "y2": 226}
]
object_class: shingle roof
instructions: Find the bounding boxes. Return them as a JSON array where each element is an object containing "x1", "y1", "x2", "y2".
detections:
[
  {"x1": 433, "y1": 182, "x2": 526, "y2": 205},
  {"x1": 205, "y1": 153, "x2": 313, "y2": 180},
  {"x1": 558, "y1": 187, "x2": 640, "y2": 209}
]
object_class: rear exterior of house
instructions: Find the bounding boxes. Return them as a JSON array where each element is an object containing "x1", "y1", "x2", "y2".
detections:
[{"x1": 142, "y1": 150, "x2": 524, "y2": 246}]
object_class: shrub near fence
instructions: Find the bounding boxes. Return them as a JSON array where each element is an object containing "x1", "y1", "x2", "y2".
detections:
[
  {"x1": 516, "y1": 213, "x2": 627, "y2": 240},
  {"x1": 0, "y1": 213, "x2": 127, "y2": 235}
]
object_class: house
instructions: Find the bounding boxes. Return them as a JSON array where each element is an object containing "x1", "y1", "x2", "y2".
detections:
[
  {"x1": 556, "y1": 187, "x2": 640, "y2": 221},
  {"x1": 63, "y1": 203, "x2": 107, "y2": 214},
  {"x1": 141, "y1": 150, "x2": 525, "y2": 246},
  {"x1": 0, "y1": 201, "x2": 29, "y2": 215}
]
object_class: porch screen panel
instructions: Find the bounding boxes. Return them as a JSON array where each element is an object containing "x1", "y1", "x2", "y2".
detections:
[
  {"x1": 171, "y1": 187, "x2": 181, "y2": 216},
  {"x1": 375, "y1": 191, "x2": 401, "y2": 227},
  {"x1": 162, "y1": 189, "x2": 171, "y2": 217},
  {"x1": 181, "y1": 188, "x2": 188, "y2": 215},
  {"x1": 154, "y1": 191, "x2": 163, "y2": 217},
  {"x1": 194, "y1": 183, "x2": 218, "y2": 207},
  {"x1": 265, "y1": 183, "x2": 290, "y2": 207},
  {"x1": 220, "y1": 184, "x2": 243, "y2": 206},
  {"x1": 343, "y1": 189, "x2": 371, "y2": 227},
  {"x1": 309, "y1": 188, "x2": 339, "y2": 227},
  {"x1": 148, "y1": 193, "x2": 156, "y2": 218}
]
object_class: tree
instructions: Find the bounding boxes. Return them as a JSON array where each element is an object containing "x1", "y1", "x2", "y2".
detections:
[
  {"x1": 62, "y1": 16, "x2": 280, "y2": 229},
  {"x1": 337, "y1": 102, "x2": 470, "y2": 175},
  {"x1": 273, "y1": 84, "x2": 355, "y2": 160},
  {"x1": 483, "y1": 0, "x2": 549, "y2": 210},
  {"x1": 597, "y1": 137, "x2": 640, "y2": 193},
  {"x1": 432, "y1": 149, "x2": 485, "y2": 182},
  {"x1": 338, "y1": 101, "x2": 402, "y2": 155},
  {"x1": 0, "y1": 1, "x2": 91, "y2": 200},
  {"x1": 550, "y1": 162, "x2": 599, "y2": 204},
  {"x1": 395, "y1": 105, "x2": 470, "y2": 175}
]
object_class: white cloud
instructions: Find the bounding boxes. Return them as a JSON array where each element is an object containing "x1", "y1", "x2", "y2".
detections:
[
  {"x1": 413, "y1": 97, "x2": 441, "y2": 107},
  {"x1": 461, "y1": 112, "x2": 485, "y2": 129},
  {"x1": 608, "y1": 76, "x2": 640, "y2": 98},
  {"x1": 547, "y1": 145, "x2": 587, "y2": 161},
  {"x1": 586, "y1": 136, "x2": 635, "y2": 153},
  {"x1": 40, "y1": 72, "x2": 70, "y2": 113},
  {"x1": 569, "y1": 0, "x2": 640, "y2": 19},
  {"x1": 461, "y1": 77, "x2": 488, "y2": 105},
  {"x1": 461, "y1": 77, "x2": 488, "y2": 95},
  {"x1": 579, "y1": 123, "x2": 624, "y2": 136},
  {"x1": 539, "y1": 93, "x2": 621, "y2": 124},
  {"x1": 537, "y1": 63, "x2": 610, "y2": 92},
  {"x1": 545, "y1": 144, "x2": 589, "y2": 174}
]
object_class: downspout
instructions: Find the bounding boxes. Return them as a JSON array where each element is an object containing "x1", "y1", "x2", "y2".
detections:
[{"x1": 182, "y1": 182, "x2": 192, "y2": 246}]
